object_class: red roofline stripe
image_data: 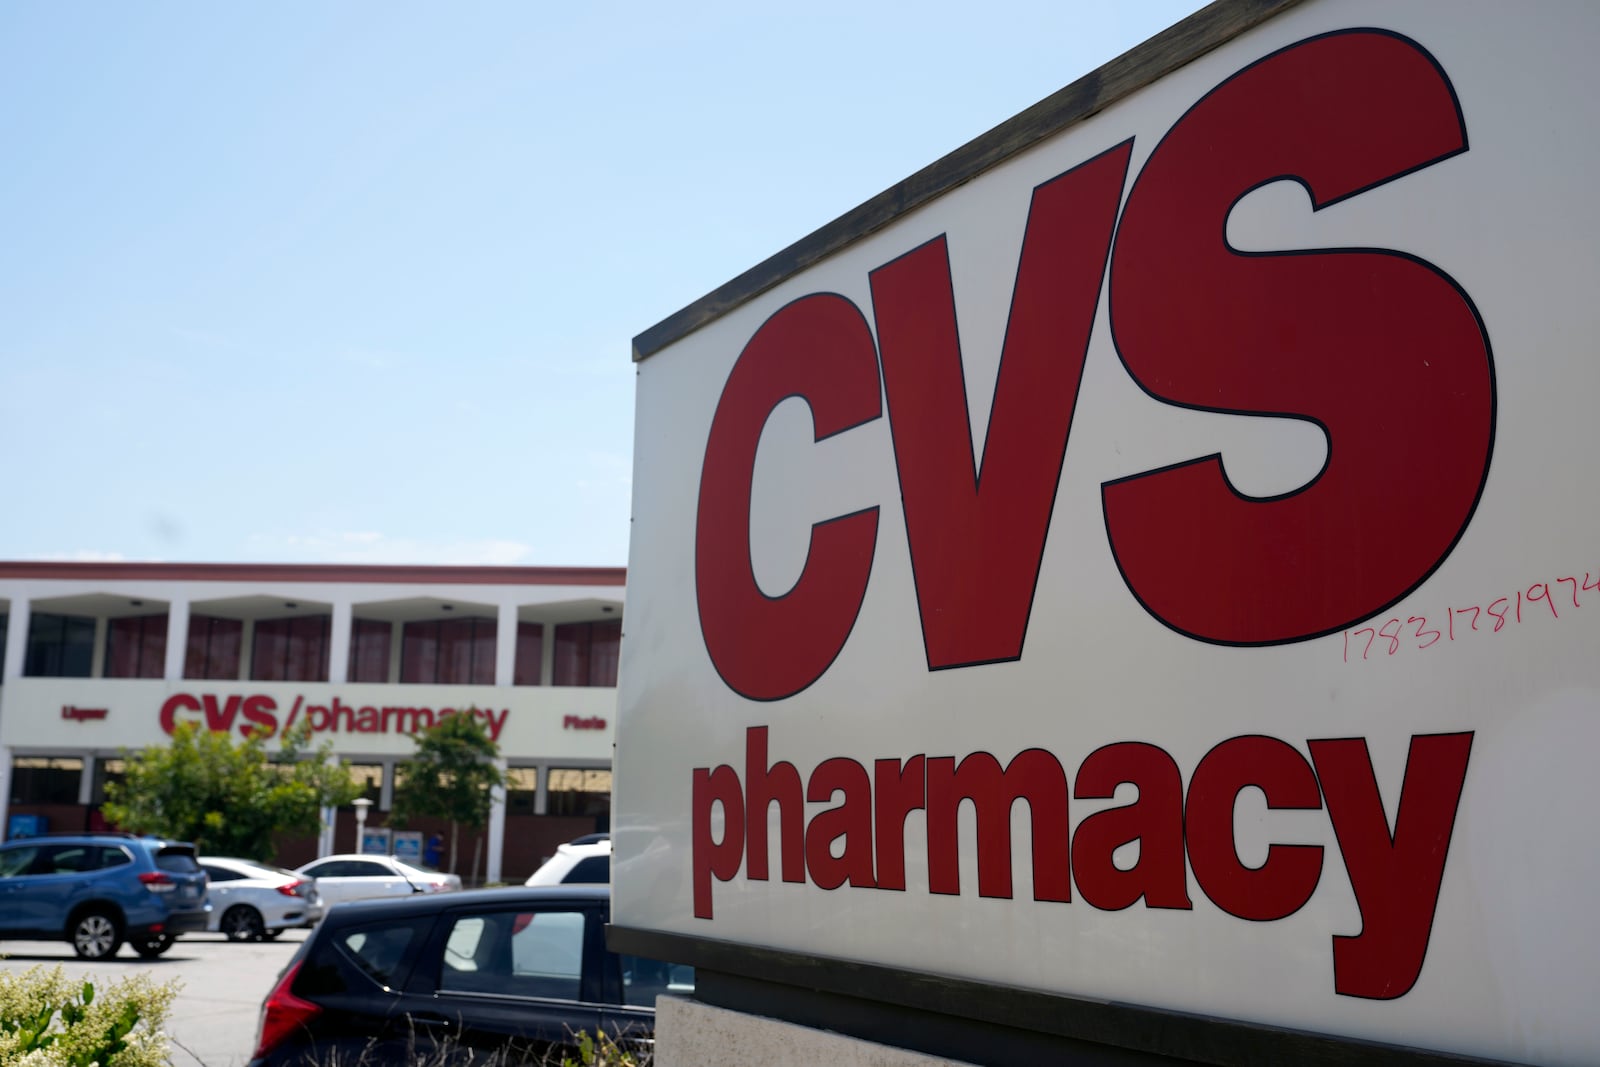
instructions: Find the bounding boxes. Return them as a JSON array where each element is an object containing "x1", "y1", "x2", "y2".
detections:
[{"x1": 0, "y1": 562, "x2": 626, "y2": 587}]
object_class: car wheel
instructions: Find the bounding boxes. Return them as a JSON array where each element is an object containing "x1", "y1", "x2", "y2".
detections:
[
  {"x1": 133, "y1": 934, "x2": 175, "y2": 958},
  {"x1": 221, "y1": 904, "x2": 266, "y2": 942},
  {"x1": 71, "y1": 910, "x2": 123, "y2": 960}
]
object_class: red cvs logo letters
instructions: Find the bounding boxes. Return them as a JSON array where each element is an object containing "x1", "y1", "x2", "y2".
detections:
[
  {"x1": 689, "y1": 32, "x2": 1493, "y2": 1002},
  {"x1": 697, "y1": 30, "x2": 1493, "y2": 695}
]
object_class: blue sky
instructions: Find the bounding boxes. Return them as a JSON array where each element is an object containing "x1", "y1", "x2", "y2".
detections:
[{"x1": 0, "y1": 2, "x2": 1198, "y2": 567}]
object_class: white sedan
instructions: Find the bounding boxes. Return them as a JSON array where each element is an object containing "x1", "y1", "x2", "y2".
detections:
[
  {"x1": 198, "y1": 857, "x2": 324, "y2": 941},
  {"x1": 294, "y1": 854, "x2": 462, "y2": 908}
]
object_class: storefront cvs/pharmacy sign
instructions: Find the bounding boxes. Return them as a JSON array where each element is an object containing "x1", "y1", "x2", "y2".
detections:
[{"x1": 158, "y1": 692, "x2": 509, "y2": 741}]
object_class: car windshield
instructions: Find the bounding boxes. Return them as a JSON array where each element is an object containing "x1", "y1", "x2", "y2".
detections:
[
  {"x1": 155, "y1": 847, "x2": 201, "y2": 873},
  {"x1": 229, "y1": 862, "x2": 275, "y2": 879},
  {"x1": 0, "y1": 847, "x2": 38, "y2": 877}
]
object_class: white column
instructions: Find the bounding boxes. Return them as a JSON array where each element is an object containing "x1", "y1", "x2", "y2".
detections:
[
  {"x1": 328, "y1": 601, "x2": 352, "y2": 684},
  {"x1": 487, "y1": 757, "x2": 507, "y2": 884},
  {"x1": 0, "y1": 744, "x2": 11, "y2": 841},
  {"x1": 2, "y1": 600, "x2": 28, "y2": 682},
  {"x1": 78, "y1": 755, "x2": 95, "y2": 805},
  {"x1": 540, "y1": 624, "x2": 555, "y2": 686},
  {"x1": 239, "y1": 620, "x2": 255, "y2": 679},
  {"x1": 388, "y1": 623, "x2": 404, "y2": 684},
  {"x1": 163, "y1": 600, "x2": 190, "y2": 680},
  {"x1": 483, "y1": 758, "x2": 508, "y2": 883},
  {"x1": 0, "y1": 599, "x2": 25, "y2": 839},
  {"x1": 318, "y1": 805, "x2": 336, "y2": 857},
  {"x1": 318, "y1": 754, "x2": 339, "y2": 857},
  {"x1": 90, "y1": 618, "x2": 108, "y2": 678},
  {"x1": 494, "y1": 603, "x2": 517, "y2": 686},
  {"x1": 535, "y1": 761, "x2": 549, "y2": 815},
  {"x1": 380, "y1": 760, "x2": 395, "y2": 811}
]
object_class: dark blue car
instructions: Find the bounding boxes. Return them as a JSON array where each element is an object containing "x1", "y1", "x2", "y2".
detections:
[{"x1": 0, "y1": 832, "x2": 211, "y2": 958}]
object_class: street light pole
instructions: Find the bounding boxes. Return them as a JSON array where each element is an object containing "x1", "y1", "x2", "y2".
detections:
[{"x1": 353, "y1": 797, "x2": 373, "y2": 854}]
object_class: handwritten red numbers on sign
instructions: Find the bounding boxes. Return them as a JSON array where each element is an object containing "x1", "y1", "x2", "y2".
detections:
[{"x1": 1344, "y1": 570, "x2": 1594, "y2": 662}]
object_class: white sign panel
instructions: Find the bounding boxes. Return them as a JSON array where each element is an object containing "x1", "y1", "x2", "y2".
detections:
[
  {"x1": 616, "y1": 2, "x2": 1600, "y2": 1063},
  {"x1": 360, "y1": 828, "x2": 392, "y2": 856},
  {"x1": 392, "y1": 830, "x2": 424, "y2": 864}
]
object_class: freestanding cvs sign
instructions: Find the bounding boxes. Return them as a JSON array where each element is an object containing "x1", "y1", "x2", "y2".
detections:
[{"x1": 613, "y1": 2, "x2": 1600, "y2": 1064}]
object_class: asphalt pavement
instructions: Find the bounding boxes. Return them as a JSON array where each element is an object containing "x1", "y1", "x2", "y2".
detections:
[{"x1": 0, "y1": 929, "x2": 308, "y2": 1067}]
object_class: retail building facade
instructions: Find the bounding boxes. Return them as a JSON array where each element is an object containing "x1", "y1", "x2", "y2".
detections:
[{"x1": 0, "y1": 561, "x2": 623, "y2": 882}]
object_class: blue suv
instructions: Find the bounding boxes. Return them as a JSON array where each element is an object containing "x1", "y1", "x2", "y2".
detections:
[{"x1": 0, "y1": 833, "x2": 211, "y2": 959}]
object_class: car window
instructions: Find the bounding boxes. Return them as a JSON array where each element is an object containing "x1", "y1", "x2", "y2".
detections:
[
  {"x1": 306, "y1": 860, "x2": 380, "y2": 878},
  {"x1": 564, "y1": 856, "x2": 610, "y2": 884},
  {"x1": 344, "y1": 860, "x2": 394, "y2": 877},
  {"x1": 203, "y1": 864, "x2": 243, "y2": 882},
  {"x1": 0, "y1": 846, "x2": 38, "y2": 878},
  {"x1": 440, "y1": 909, "x2": 586, "y2": 1002},
  {"x1": 38, "y1": 845, "x2": 96, "y2": 874},
  {"x1": 97, "y1": 847, "x2": 131, "y2": 869},
  {"x1": 155, "y1": 847, "x2": 201, "y2": 873},
  {"x1": 294, "y1": 915, "x2": 434, "y2": 998},
  {"x1": 620, "y1": 956, "x2": 696, "y2": 1008},
  {"x1": 338, "y1": 925, "x2": 419, "y2": 989}
]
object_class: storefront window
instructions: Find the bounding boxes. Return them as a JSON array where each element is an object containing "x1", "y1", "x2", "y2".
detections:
[
  {"x1": 10, "y1": 757, "x2": 84, "y2": 805},
  {"x1": 342, "y1": 763, "x2": 383, "y2": 807},
  {"x1": 185, "y1": 614, "x2": 243, "y2": 679},
  {"x1": 104, "y1": 614, "x2": 168, "y2": 679},
  {"x1": 513, "y1": 622, "x2": 543, "y2": 686},
  {"x1": 546, "y1": 767, "x2": 612, "y2": 818},
  {"x1": 91, "y1": 758, "x2": 126, "y2": 805},
  {"x1": 552, "y1": 620, "x2": 621, "y2": 687},
  {"x1": 25, "y1": 614, "x2": 95, "y2": 678},
  {"x1": 400, "y1": 617, "x2": 495, "y2": 685},
  {"x1": 348, "y1": 619, "x2": 392, "y2": 683},
  {"x1": 252, "y1": 615, "x2": 331, "y2": 682},
  {"x1": 506, "y1": 767, "x2": 538, "y2": 816}
]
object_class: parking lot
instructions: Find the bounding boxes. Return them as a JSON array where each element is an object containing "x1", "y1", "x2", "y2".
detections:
[{"x1": 0, "y1": 930, "x2": 309, "y2": 1067}]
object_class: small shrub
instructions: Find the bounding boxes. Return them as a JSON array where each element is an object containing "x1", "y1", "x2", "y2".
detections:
[
  {"x1": 281, "y1": 1027, "x2": 650, "y2": 1067},
  {"x1": 555, "y1": 1029, "x2": 647, "y2": 1067},
  {"x1": 0, "y1": 965, "x2": 179, "y2": 1067}
]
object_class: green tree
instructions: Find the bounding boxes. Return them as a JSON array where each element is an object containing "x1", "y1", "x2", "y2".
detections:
[
  {"x1": 102, "y1": 721, "x2": 360, "y2": 861},
  {"x1": 390, "y1": 711, "x2": 505, "y2": 875}
]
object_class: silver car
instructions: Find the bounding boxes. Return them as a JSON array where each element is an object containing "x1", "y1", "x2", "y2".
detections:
[{"x1": 198, "y1": 857, "x2": 324, "y2": 941}]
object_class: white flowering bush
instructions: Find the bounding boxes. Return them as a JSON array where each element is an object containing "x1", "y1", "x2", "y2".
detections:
[{"x1": 0, "y1": 965, "x2": 178, "y2": 1067}]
